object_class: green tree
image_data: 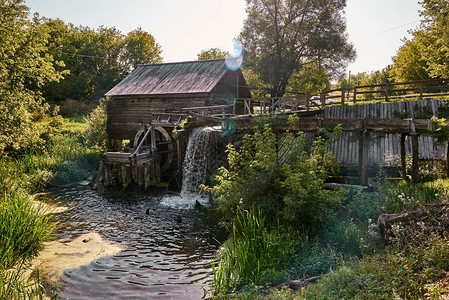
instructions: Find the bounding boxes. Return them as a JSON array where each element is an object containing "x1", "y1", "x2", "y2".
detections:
[
  {"x1": 123, "y1": 27, "x2": 162, "y2": 71},
  {"x1": 240, "y1": 0, "x2": 355, "y2": 97},
  {"x1": 197, "y1": 47, "x2": 228, "y2": 60},
  {"x1": 42, "y1": 21, "x2": 163, "y2": 102},
  {"x1": 391, "y1": 36, "x2": 430, "y2": 82},
  {"x1": 0, "y1": 0, "x2": 64, "y2": 153},
  {"x1": 418, "y1": 0, "x2": 449, "y2": 78},
  {"x1": 289, "y1": 61, "x2": 331, "y2": 94}
]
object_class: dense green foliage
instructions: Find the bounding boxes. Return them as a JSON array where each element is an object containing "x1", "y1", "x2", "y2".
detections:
[
  {"x1": 390, "y1": 0, "x2": 449, "y2": 82},
  {"x1": 83, "y1": 97, "x2": 109, "y2": 150},
  {"x1": 240, "y1": 0, "x2": 355, "y2": 97},
  {"x1": 0, "y1": 0, "x2": 162, "y2": 153},
  {"x1": 206, "y1": 118, "x2": 344, "y2": 294},
  {"x1": 205, "y1": 120, "x2": 342, "y2": 229},
  {"x1": 197, "y1": 48, "x2": 228, "y2": 60},
  {"x1": 0, "y1": 0, "x2": 65, "y2": 153},
  {"x1": 42, "y1": 20, "x2": 162, "y2": 102},
  {"x1": 215, "y1": 179, "x2": 449, "y2": 299}
]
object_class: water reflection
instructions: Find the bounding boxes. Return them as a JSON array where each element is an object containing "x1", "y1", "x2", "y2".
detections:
[{"x1": 47, "y1": 185, "x2": 225, "y2": 299}]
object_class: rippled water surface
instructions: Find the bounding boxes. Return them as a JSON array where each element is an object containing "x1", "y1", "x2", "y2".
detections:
[{"x1": 47, "y1": 184, "x2": 225, "y2": 299}]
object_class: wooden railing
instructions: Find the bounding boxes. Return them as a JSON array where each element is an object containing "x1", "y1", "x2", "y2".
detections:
[
  {"x1": 351, "y1": 78, "x2": 449, "y2": 103},
  {"x1": 182, "y1": 79, "x2": 449, "y2": 118}
]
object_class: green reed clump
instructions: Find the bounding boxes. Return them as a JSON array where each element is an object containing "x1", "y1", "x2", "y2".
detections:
[
  {"x1": 0, "y1": 193, "x2": 54, "y2": 269},
  {"x1": 0, "y1": 261, "x2": 54, "y2": 300},
  {"x1": 212, "y1": 208, "x2": 301, "y2": 294}
]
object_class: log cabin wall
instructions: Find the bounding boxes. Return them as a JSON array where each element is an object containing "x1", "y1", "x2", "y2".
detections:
[{"x1": 106, "y1": 95, "x2": 209, "y2": 140}]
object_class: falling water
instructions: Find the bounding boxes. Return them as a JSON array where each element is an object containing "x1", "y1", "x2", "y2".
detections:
[
  {"x1": 181, "y1": 127, "x2": 212, "y2": 196},
  {"x1": 161, "y1": 127, "x2": 212, "y2": 209}
]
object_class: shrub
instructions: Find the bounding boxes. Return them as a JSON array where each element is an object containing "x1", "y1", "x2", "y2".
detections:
[
  {"x1": 204, "y1": 121, "x2": 343, "y2": 230},
  {"x1": 83, "y1": 97, "x2": 109, "y2": 150}
]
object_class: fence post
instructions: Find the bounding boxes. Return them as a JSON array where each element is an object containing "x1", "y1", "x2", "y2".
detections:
[
  {"x1": 320, "y1": 93, "x2": 326, "y2": 109},
  {"x1": 385, "y1": 83, "x2": 389, "y2": 102},
  {"x1": 341, "y1": 89, "x2": 345, "y2": 105},
  {"x1": 305, "y1": 94, "x2": 310, "y2": 111},
  {"x1": 353, "y1": 87, "x2": 357, "y2": 103},
  {"x1": 419, "y1": 81, "x2": 424, "y2": 99}
]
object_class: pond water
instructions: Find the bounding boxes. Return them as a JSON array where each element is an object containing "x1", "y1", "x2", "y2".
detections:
[{"x1": 47, "y1": 184, "x2": 225, "y2": 299}]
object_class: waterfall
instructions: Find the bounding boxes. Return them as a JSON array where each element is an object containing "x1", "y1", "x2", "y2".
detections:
[
  {"x1": 161, "y1": 127, "x2": 212, "y2": 209},
  {"x1": 180, "y1": 127, "x2": 212, "y2": 197}
]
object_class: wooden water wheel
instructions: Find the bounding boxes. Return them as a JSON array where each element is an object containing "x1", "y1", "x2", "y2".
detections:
[{"x1": 133, "y1": 125, "x2": 173, "y2": 173}]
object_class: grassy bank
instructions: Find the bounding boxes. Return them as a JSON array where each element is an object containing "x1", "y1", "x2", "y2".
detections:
[
  {"x1": 0, "y1": 115, "x2": 102, "y2": 299},
  {"x1": 207, "y1": 117, "x2": 449, "y2": 299},
  {"x1": 212, "y1": 179, "x2": 449, "y2": 299}
]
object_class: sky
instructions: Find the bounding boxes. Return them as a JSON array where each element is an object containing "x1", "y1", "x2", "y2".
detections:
[{"x1": 25, "y1": 0, "x2": 423, "y2": 76}]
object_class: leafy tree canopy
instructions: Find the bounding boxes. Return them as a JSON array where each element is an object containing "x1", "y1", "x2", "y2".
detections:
[
  {"x1": 240, "y1": 0, "x2": 356, "y2": 97},
  {"x1": 0, "y1": 0, "x2": 65, "y2": 153},
  {"x1": 390, "y1": 0, "x2": 449, "y2": 81},
  {"x1": 391, "y1": 36, "x2": 430, "y2": 82},
  {"x1": 197, "y1": 48, "x2": 228, "y2": 60},
  {"x1": 42, "y1": 20, "x2": 163, "y2": 102}
]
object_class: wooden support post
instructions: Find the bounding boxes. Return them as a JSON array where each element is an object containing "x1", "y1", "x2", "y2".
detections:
[
  {"x1": 122, "y1": 165, "x2": 131, "y2": 188},
  {"x1": 320, "y1": 93, "x2": 326, "y2": 109},
  {"x1": 305, "y1": 94, "x2": 310, "y2": 111},
  {"x1": 359, "y1": 119, "x2": 369, "y2": 186},
  {"x1": 411, "y1": 135, "x2": 419, "y2": 183},
  {"x1": 117, "y1": 164, "x2": 122, "y2": 185},
  {"x1": 400, "y1": 134, "x2": 407, "y2": 180},
  {"x1": 150, "y1": 162, "x2": 156, "y2": 185},
  {"x1": 353, "y1": 87, "x2": 357, "y2": 103},
  {"x1": 341, "y1": 89, "x2": 345, "y2": 105},
  {"x1": 446, "y1": 140, "x2": 449, "y2": 178},
  {"x1": 150, "y1": 125, "x2": 156, "y2": 155},
  {"x1": 137, "y1": 166, "x2": 144, "y2": 186},
  {"x1": 144, "y1": 164, "x2": 150, "y2": 190},
  {"x1": 104, "y1": 163, "x2": 111, "y2": 187},
  {"x1": 385, "y1": 83, "x2": 389, "y2": 102},
  {"x1": 93, "y1": 160, "x2": 104, "y2": 189},
  {"x1": 155, "y1": 160, "x2": 161, "y2": 184}
]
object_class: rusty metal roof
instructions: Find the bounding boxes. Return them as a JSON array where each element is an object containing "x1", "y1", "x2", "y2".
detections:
[{"x1": 105, "y1": 59, "x2": 229, "y2": 97}]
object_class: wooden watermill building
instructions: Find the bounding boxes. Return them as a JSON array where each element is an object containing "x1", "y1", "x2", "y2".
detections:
[
  {"x1": 96, "y1": 59, "x2": 251, "y2": 188},
  {"x1": 105, "y1": 58, "x2": 251, "y2": 141}
]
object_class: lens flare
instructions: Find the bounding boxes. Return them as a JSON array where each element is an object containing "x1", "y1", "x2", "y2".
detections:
[
  {"x1": 229, "y1": 40, "x2": 243, "y2": 58},
  {"x1": 225, "y1": 40, "x2": 243, "y2": 70},
  {"x1": 219, "y1": 117, "x2": 236, "y2": 136},
  {"x1": 225, "y1": 55, "x2": 243, "y2": 70}
]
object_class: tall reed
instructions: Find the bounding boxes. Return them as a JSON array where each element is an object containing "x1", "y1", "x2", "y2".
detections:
[{"x1": 212, "y1": 208, "x2": 302, "y2": 294}]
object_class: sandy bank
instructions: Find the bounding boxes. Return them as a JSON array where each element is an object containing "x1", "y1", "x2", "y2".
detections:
[{"x1": 27, "y1": 232, "x2": 122, "y2": 290}]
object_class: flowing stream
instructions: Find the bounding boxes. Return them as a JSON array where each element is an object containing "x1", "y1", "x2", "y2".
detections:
[{"x1": 46, "y1": 127, "x2": 224, "y2": 299}]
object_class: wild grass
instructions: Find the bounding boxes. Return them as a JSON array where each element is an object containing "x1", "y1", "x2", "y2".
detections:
[
  {"x1": 212, "y1": 208, "x2": 302, "y2": 294},
  {"x1": 0, "y1": 194, "x2": 54, "y2": 268},
  {"x1": 0, "y1": 115, "x2": 101, "y2": 298},
  {"x1": 214, "y1": 179, "x2": 449, "y2": 299},
  {"x1": 0, "y1": 193, "x2": 56, "y2": 299}
]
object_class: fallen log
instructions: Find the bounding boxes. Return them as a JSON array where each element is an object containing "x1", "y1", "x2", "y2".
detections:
[{"x1": 377, "y1": 202, "x2": 449, "y2": 243}]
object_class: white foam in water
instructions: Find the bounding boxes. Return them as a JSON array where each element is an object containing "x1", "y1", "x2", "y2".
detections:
[{"x1": 161, "y1": 128, "x2": 212, "y2": 209}]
